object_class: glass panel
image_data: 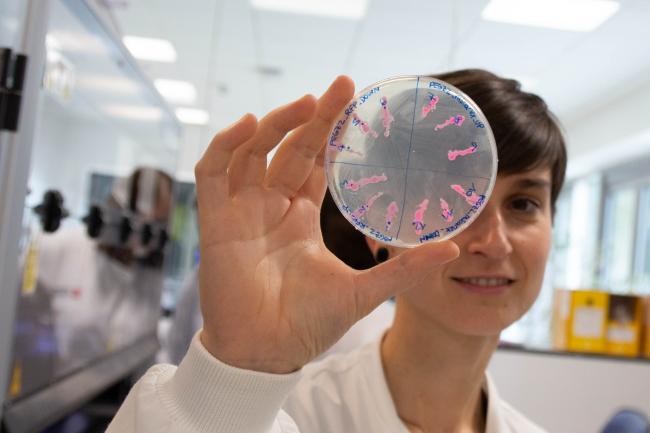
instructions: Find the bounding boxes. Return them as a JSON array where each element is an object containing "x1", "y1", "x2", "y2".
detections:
[
  {"x1": 7, "y1": 0, "x2": 181, "y2": 402},
  {"x1": 0, "y1": 0, "x2": 28, "y2": 49},
  {"x1": 564, "y1": 175, "x2": 602, "y2": 289},
  {"x1": 600, "y1": 187, "x2": 638, "y2": 293},
  {"x1": 502, "y1": 174, "x2": 603, "y2": 349},
  {"x1": 501, "y1": 183, "x2": 579, "y2": 349},
  {"x1": 550, "y1": 184, "x2": 573, "y2": 289},
  {"x1": 633, "y1": 186, "x2": 650, "y2": 294}
]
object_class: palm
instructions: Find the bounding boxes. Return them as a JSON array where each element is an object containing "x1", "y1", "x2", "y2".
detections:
[
  {"x1": 195, "y1": 76, "x2": 459, "y2": 373},
  {"x1": 199, "y1": 182, "x2": 359, "y2": 371}
]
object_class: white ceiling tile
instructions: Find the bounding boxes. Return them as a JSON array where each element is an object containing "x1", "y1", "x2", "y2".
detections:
[
  {"x1": 110, "y1": 0, "x2": 650, "y2": 161},
  {"x1": 253, "y1": 10, "x2": 357, "y2": 71}
]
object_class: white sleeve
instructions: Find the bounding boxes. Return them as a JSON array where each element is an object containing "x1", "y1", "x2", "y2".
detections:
[{"x1": 107, "y1": 333, "x2": 303, "y2": 433}]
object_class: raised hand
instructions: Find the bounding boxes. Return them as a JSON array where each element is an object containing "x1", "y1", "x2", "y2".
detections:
[{"x1": 195, "y1": 76, "x2": 459, "y2": 374}]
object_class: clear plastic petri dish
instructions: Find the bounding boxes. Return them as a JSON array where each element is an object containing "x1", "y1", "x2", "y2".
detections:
[{"x1": 325, "y1": 75, "x2": 498, "y2": 248}]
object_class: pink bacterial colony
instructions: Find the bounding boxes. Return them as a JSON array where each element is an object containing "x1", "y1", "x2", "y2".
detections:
[
  {"x1": 384, "y1": 201, "x2": 399, "y2": 232},
  {"x1": 434, "y1": 114, "x2": 465, "y2": 131},
  {"x1": 351, "y1": 192, "x2": 384, "y2": 219},
  {"x1": 448, "y1": 142, "x2": 478, "y2": 161},
  {"x1": 342, "y1": 173, "x2": 388, "y2": 192},
  {"x1": 450, "y1": 183, "x2": 480, "y2": 205},
  {"x1": 421, "y1": 93, "x2": 440, "y2": 119},
  {"x1": 330, "y1": 140, "x2": 363, "y2": 157},
  {"x1": 352, "y1": 113, "x2": 379, "y2": 138},
  {"x1": 380, "y1": 96, "x2": 394, "y2": 137},
  {"x1": 440, "y1": 198, "x2": 454, "y2": 222},
  {"x1": 412, "y1": 199, "x2": 429, "y2": 235}
]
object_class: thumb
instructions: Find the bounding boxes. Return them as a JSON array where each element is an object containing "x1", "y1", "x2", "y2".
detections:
[{"x1": 351, "y1": 241, "x2": 460, "y2": 319}]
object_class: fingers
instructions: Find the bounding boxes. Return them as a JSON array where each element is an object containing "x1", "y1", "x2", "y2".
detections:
[
  {"x1": 295, "y1": 146, "x2": 327, "y2": 207},
  {"x1": 227, "y1": 94, "x2": 317, "y2": 194},
  {"x1": 194, "y1": 113, "x2": 258, "y2": 199},
  {"x1": 351, "y1": 241, "x2": 460, "y2": 318},
  {"x1": 264, "y1": 76, "x2": 355, "y2": 199}
]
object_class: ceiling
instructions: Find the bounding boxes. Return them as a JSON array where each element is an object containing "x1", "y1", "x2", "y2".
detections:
[{"x1": 107, "y1": 0, "x2": 650, "y2": 156}]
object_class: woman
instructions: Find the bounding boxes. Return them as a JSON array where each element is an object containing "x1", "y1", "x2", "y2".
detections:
[{"x1": 108, "y1": 69, "x2": 566, "y2": 433}]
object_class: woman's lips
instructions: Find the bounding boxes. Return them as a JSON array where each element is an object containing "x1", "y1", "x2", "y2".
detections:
[{"x1": 451, "y1": 276, "x2": 515, "y2": 294}]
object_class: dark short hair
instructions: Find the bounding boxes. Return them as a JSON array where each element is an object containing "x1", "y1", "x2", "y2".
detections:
[{"x1": 433, "y1": 69, "x2": 567, "y2": 214}]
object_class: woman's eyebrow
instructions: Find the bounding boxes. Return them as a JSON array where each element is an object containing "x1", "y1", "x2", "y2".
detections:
[{"x1": 514, "y1": 178, "x2": 551, "y2": 190}]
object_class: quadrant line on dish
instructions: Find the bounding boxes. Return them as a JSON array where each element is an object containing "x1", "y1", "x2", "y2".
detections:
[
  {"x1": 395, "y1": 76, "x2": 421, "y2": 239},
  {"x1": 328, "y1": 161, "x2": 490, "y2": 181}
]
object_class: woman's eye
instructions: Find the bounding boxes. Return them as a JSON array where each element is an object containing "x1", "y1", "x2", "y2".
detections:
[{"x1": 511, "y1": 198, "x2": 540, "y2": 213}]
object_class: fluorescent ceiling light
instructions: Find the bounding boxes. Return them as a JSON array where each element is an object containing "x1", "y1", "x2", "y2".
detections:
[
  {"x1": 175, "y1": 107, "x2": 210, "y2": 125},
  {"x1": 251, "y1": 0, "x2": 368, "y2": 19},
  {"x1": 482, "y1": 0, "x2": 620, "y2": 32},
  {"x1": 45, "y1": 34, "x2": 62, "y2": 50},
  {"x1": 104, "y1": 104, "x2": 163, "y2": 121},
  {"x1": 78, "y1": 75, "x2": 139, "y2": 94},
  {"x1": 123, "y1": 35, "x2": 177, "y2": 62},
  {"x1": 48, "y1": 30, "x2": 104, "y2": 54},
  {"x1": 154, "y1": 79, "x2": 197, "y2": 105},
  {"x1": 46, "y1": 49, "x2": 63, "y2": 63}
]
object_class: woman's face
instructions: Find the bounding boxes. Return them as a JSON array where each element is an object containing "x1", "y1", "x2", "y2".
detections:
[{"x1": 376, "y1": 167, "x2": 553, "y2": 336}]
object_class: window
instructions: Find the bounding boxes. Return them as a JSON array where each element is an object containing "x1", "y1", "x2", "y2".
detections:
[
  {"x1": 634, "y1": 186, "x2": 650, "y2": 294},
  {"x1": 600, "y1": 187, "x2": 638, "y2": 293}
]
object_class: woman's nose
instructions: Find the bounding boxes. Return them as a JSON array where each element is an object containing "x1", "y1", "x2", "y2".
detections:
[{"x1": 464, "y1": 207, "x2": 513, "y2": 259}]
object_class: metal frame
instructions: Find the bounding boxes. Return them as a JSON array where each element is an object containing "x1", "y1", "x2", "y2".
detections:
[
  {"x1": 1, "y1": 0, "x2": 181, "y2": 427},
  {"x1": 0, "y1": 0, "x2": 50, "y2": 417},
  {"x1": 2, "y1": 335, "x2": 159, "y2": 433}
]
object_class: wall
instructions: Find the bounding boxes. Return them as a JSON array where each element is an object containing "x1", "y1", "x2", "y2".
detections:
[
  {"x1": 564, "y1": 76, "x2": 650, "y2": 179},
  {"x1": 489, "y1": 349, "x2": 650, "y2": 433}
]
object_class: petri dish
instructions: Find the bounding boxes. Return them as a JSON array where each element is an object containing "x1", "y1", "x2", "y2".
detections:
[{"x1": 325, "y1": 75, "x2": 498, "y2": 248}]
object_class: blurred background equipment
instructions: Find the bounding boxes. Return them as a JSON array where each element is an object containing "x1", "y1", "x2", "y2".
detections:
[
  {"x1": 0, "y1": 1, "x2": 182, "y2": 432},
  {"x1": 600, "y1": 409, "x2": 650, "y2": 433}
]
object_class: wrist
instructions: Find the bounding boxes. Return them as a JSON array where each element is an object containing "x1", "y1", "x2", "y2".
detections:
[{"x1": 199, "y1": 329, "x2": 301, "y2": 374}]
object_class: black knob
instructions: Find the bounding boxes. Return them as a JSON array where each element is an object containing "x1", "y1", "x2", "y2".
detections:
[
  {"x1": 119, "y1": 216, "x2": 132, "y2": 244},
  {"x1": 33, "y1": 190, "x2": 69, "y2": 233},
  {"x1": 82, "y1": 205, "x2": 104, "y2": 238},
  {"x1": 140, "y1": 223, "x2": 153, "y2": 247},
  {"x1": 157, "y1": 228, "x2": 168, "y2": 251}
]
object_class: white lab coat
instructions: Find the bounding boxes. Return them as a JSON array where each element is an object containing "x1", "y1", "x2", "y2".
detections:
[
  {"x1": 107, "y1": 333, "x2": 547, "y2": 433},
  {"x1": 165, "y1": 272, "x2": 396, "y2": 365}
]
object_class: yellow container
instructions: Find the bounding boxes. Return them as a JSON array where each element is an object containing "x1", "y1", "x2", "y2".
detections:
[
  {"x1": 642, "y1": 297, "x2": 650, "y2": 358},
  {"x1": 552, "y1": 289, "x2": 609, "y2": 353},
  {"x1": 605, "y1": 294, "x2": 642, "y2": 357}
]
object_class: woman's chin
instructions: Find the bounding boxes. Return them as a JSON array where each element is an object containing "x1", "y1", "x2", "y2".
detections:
[{"x1": 440, "y1": 310, "x2": 522, "y2": 338}]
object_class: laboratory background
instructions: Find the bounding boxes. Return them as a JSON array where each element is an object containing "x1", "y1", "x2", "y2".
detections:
[{"x1": 1, "y1": 0, "x2": 650, "y2": 432}]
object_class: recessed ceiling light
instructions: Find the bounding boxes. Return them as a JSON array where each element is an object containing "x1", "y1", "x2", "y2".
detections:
[
  {"x1": 256, "y1": 65, "x2": 283, "y2": 77},
  {"x1": 251, "y1": 0, "x2": 368, "y2": 20},
  {"x1": 154, "y1": 79, "x2": 197, "y2": 105},
  {"x1": 123, "y1": 35, "x2": 177, "y2": 62},
  {"x1": 175, "y1": 107, "x2": 210, "y2": 125},
  {"x1": 482, "y1": 0, "x2": 620, "y2": 32}
]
